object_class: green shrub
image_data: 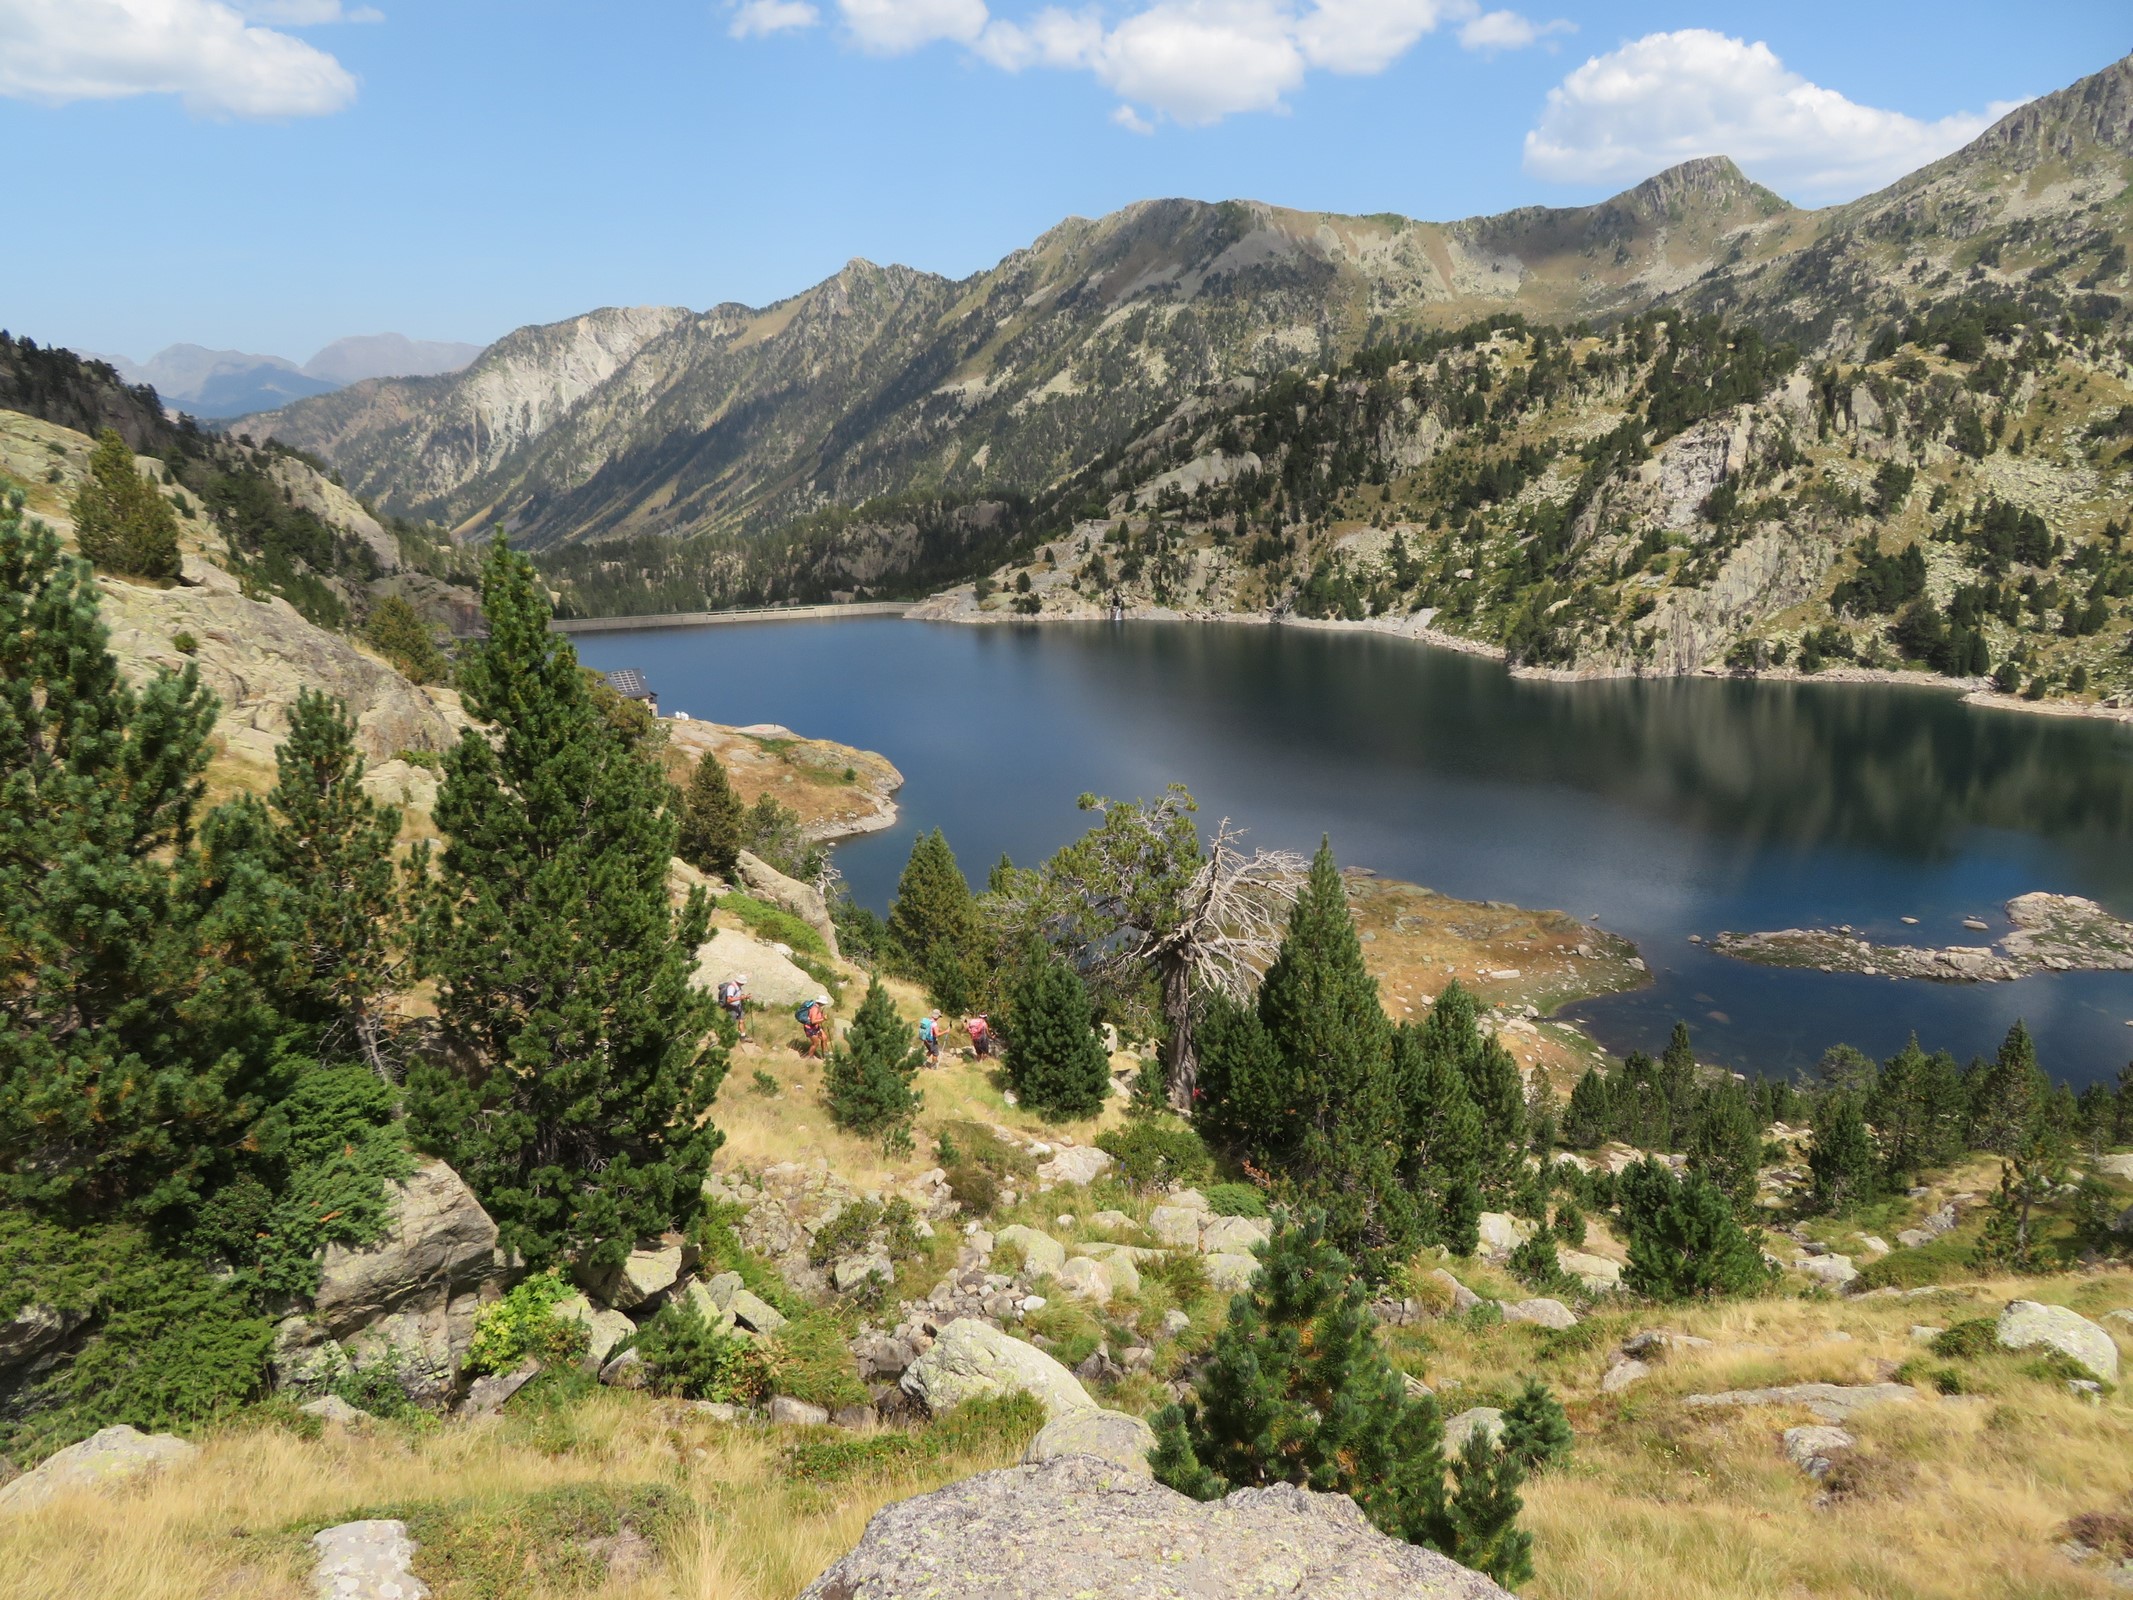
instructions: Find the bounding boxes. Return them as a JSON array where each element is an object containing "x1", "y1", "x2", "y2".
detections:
[
  {"x1": 937, "y1": 1120, "x2": 1034, "y2": 1216},
  {"x1": 1929, "y1": 1318, "x2": 1999, "y2": 1360},
  {"x1": 689, "y1": 1201, "x2": 804, "y2": 1319},
  {"x1": 634, "y1": 1298, "x2": 771, "y2": 1402},
  {"x1": 1617, "y1": 1159, "x2": 1774, "y2": 1301},
  {"x1": 767, "y1": 1312, "x2": 868, "y2": 1408},
  {"x1": 331, "y1": 1357, "x2": 427, "y2": 1422},
  {"x1": 1098, "y1": 1117, "x2": 1213, "y2": 1191},
  {"x1": 723, "y1": 892, "x2": 829, "y2": 959},
  {"x1": 1500, "y1": 1378, "x2": 1574, "y2": 1473},
  {"x1": 1506, "y1": 1234, "x2": 1576, "y2": 1297},
  {"x1": 752, "y1": 1069, "x2": 781, "y2": 1096},
  {"x1": 464, "y1": 1270, "x2": 588, "y2": 1377},
  {"x1": 781, "y1": 1391, "x2": 1043, "y2": 1482},
  {"x1": 171, "y1": 631, "x2": 199, "y2": 655},
  {"x1": 1202, "y1": 1182, "x2": 1267, "y2": 1218}
]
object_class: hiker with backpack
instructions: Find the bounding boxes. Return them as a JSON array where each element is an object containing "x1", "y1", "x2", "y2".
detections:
[
  {"x1": 717, "y1": 973, "x2": 750, "y2": 1041},
  {"x1": 797, "y1": 993, "x2": 831, "y2": 1058},
  {"x1": 918, "y1": 1010, "x2": 941, "y2": 1066},
  {"x1": 964, "y1": 1013, "x2": 991, "y2": 1059}
]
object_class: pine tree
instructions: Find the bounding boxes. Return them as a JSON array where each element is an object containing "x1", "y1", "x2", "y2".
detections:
[
  {"x1": 206, "y1": 690, "x2": 404, "y2": 1075},
  {"x1": 1807, "y1": 1092, "x2": 1877, "y2": 1214},
  {"x1": 1149, "y1": 1211, "x2": 1533, "y2": 1589},
  {"x1": 0, "y1": 496, "x2": 296, "y2": 1218},
  {"x1": 362, "y1": 595, "x2": 448, "y2": 685},
  {"x1": 1004, "y1": 953, "x2": 1110, "y2": 1120},
  {"x1": 1392, "y1": 1020, "x2": 1483, "y2": 1255},
  {"x1": 675, "y1": 749, "x2": 744, "y2": 880},
  {"x1": 1415, "y1": 982, "x2": 1525, "y2": 1197},
  {"x1": 409, "y1": 536, "x2": 724, "y2": 1271},
  {"x1": 1618, "y1": 1159, "x2": 1773, "y2": 1301},
  {"x1": 1193, "y1": 989, "x2": 1294, "y2": 1155},
  {"x1": 1253, "y1": 841, "x2": 1413, "y2": 1263},
  {"x1": 71, "y1": 428, "x2": 180, "y2": 580},
  {"x1": 826, "y1": 979, "x2": 923, "y2": 1142},
  {"x1": 1968, "y1": 1021, "x2": 2047, "y2": 1157},
  {"x1": 886, "y1": 828, "x2": 975, "y2": 978},
  {"x1": 1562, "y1": 1064, "x2": 1614, "y2": 1148},
  {"x1": 1685, "y1": 1079, "x2": 1761, "y2": 1212}
]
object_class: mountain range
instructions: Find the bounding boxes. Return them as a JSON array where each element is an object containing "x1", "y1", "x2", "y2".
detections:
[
  {"x1": 99, "y1": 334, "x2": 481, "y2": 419},
  {"x1": 246, "y1": 53, "x2": 2130, "y2": 560}
]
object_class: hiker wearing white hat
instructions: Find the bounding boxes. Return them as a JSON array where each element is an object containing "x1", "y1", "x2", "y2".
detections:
[
  {"x1": 800, "y1": 993, "x2": 831, "y2": 1058},
  {"x1": 717, "y1": 972, "x2": 750, "y2": 1040}
]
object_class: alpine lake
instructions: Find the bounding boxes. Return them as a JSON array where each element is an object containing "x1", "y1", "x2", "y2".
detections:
[{"x1": 575, "y1": 616, "x2": 2133, "y2": 1085}]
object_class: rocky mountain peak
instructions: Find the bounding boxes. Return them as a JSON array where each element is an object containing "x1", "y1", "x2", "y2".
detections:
[{"x1": 1618, "y1": 156, "x2": 1784, "y2": 222}]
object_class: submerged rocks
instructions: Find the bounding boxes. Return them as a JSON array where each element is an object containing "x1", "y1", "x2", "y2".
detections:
[
  {"x1": 1995, "y1": 1301, "x2": 2120, "y2": 1383},
  {"x1": 797, "y1": 1456, "x2": 1512, "y2": 1600},
  {"x1": 901, "y1": 1318, "x2": 1094, "y2": 1420},
  {"x1": 0, "y1": 1425, "x2": 196, "y2": 1514}
]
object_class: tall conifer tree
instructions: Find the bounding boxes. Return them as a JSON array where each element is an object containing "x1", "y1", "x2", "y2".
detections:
[
  {"x1": 826, "y1": 979, "x2": 924, "y2": 1141},
  {"x1": 1414, "y1": 982, "x2": 1525, "y2": 1197},
  {"x1": 676, "y1": 749, "x2": 744, "y2": 880},
  {"x1": 886, "y1": 828, "x2": 975, "y2": 977},
  {"x1": 1005, "y1": 953, "x2": 1111, "y2": 1120},
  {"x1": 1392, "y1": 1021, "x2": 1483, "y2": 1255},
  {"x1": 1253, "y1": 841, "x2": 1413, "y2": 1262},
  {"x1": 71, "y1": 428, "x2": 180, "y2": 580},
  {"x1": 0, "y1": 497, "x2": 295, "y2": 1218},
  {"x1": 410, "y1": 536, "x2": 723, "y2": 1270}
]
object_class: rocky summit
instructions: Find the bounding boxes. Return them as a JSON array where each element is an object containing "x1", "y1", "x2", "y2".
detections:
[{"x1": 798, "y1": 1455, "x2": 1512, "y2": 1600}]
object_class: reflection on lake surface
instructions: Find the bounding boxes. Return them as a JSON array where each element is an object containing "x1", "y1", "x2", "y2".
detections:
[{"x1": 575, "y1": 618, "x2": 2133, "y2": 1084}]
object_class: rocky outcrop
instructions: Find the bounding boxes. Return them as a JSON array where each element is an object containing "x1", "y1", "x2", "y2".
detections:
[
  {"x1": 900, "y1": 1318, "x2": 1094, "y2": 1420},
  {"x1": 97, "y1": 557, "x2": 464, "y2": 767},
  {"x1": 1716, "y1": 893, "x2": 2133, "y2": 984},
  {"x1": 798, "y1": 1455, "x2": 1512, "y2": 1599},
  {"x1": 0, "y1": 1425, "x2": 195, "y2": 1514},
  {"x1": 692, "y1": 929, "x2": 820, "y2": 1012},
  {"x1": 1683, "y1": 1382, "x2": 1916, "y2": 1423},
  {"x1": 306, "y1": 1159, "x2": 509, "y2": 1403},
  {"x1": 1996, "y1": 1301, "x2": 2120, "y2": 1384},
  {"x1": 735, "y1": 849, "x2": 839, "y2": 955}
]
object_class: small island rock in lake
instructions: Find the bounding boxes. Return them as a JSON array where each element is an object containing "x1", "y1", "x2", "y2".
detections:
[{"x1": 1711, "y1": 893, "x2": 2133, "y2": 983}]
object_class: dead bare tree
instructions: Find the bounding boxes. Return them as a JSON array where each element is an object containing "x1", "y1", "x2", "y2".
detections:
[{"x1": 1011, "y1": 788, "x2": 1301, "y2": 1114}]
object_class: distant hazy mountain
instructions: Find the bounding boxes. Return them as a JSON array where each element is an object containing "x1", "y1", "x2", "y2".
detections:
[
  {"x1": 303, "y1": 334, "x2": 484, "y2": 387},
  {"x1": 97, "y1": 334, "x2": 481, "y2": 419}
]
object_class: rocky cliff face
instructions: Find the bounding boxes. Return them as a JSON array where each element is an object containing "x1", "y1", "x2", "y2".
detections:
[{"x1": 242, "y1": 148, "x2": 1852, "y2": 552}]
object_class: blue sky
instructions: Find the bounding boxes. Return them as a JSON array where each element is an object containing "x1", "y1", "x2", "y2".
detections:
[{"x1": 2, "y1": 1, "x2": 2123, "y2": 362}]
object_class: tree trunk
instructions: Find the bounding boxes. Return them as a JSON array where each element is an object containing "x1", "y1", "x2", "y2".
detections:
[{"x1": 1161, "y1": 951, "x2": 1197, "y2": 1115}]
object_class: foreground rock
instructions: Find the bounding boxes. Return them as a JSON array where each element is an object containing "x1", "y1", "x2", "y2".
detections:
[
  {"x1": 312, "y1": 1518, "x2": 431, "y2": 1599},
  {"x1": 0, "y1": 1425, "x2": 196, "y2": 1513},
  {"x1": 1684, "y1": 1382, "x2": 1916, "y2": 1423},
  {"x1": 1996, "y1": 1301, "x2": 2120, "y2": 1383},
  {"x1": 901, "y1": 1318, "x2": 1093, "y2": 1420},
  {"x1": 306, "y1": 1159, "x2": 509, "y2": 1403},
  {"x1": 798, "y1": 1455, "x2": 1511, "y2": 1599}
]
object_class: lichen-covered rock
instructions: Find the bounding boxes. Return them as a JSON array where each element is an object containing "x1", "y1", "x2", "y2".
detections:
[
  {"x1": 0, "y1": 1302, "x2": 85, "y2": 1374},
  {"x1": 1148, "y1": 1205, "x2": 1202, "y2": 1249},
  {"x1": 311, "y1": 1518, "x2": 431, "y2": 1600},
  {"x1": 1037, "y1": 1145, "x2": 1113, "y2": 1188},
  {"x1": 596, "y1": 1245, "x2": 685, "y2": 1311},
  {"x1": 1475, "y1": 1213, "x2": 1533, "y2": 1259},
  {"x1": 1056, "y1": 1256, "x2": 1117, "y2": 1303},
  {"x1": 798, "y1": 1456, "x2": 1511, "y2": 1599},
  {"x1": 1203, "y1": 1253, "x2": 1259, "y2": 1292},
  {"x1": 1199, "y1": 1216, "x2": 1271, "y2": 1255},
  {"x1": 1502, "y1": 1298, "x2": 1577, "y2": 1330},
  {"x1": 1558, "y1": 1250, "x2": 1623, "y2": 1293},
  {"x1": 1782, "y1": 1425, "x2": 1855, "y2": 1478},
  {"x1": 771, "y1": 1395, "x2": 831, "y2": 1426},
  {"x1": 1021, "y1": 1408, "x2": 1157, "y2": 1474},
  {"x1": 1996, "y1": 1300, "x2": 2120, "y2": 1383},
  {"x1": 729, "y1": 1289, "x2": 788, "y2": 1334},
  {"x1": 997, "y1": 1225, "x2": 1067, "y2": 1277},
  {"x1": 312, "y1": 1159, "x2": 506, "y2": 1404},
  {"x1": 0, "y1": 1425, "x2": 196, "y2": 1514},
  {"x1": 900, "y1": 1318, "x2": 1093, "y2": 1419},
  {"x1": 1444, "y1": 1407, "x2": 1505, "y2": 1454}
]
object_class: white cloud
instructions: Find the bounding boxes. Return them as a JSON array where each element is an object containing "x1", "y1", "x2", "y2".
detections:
[
  {"x1": 232, "y1": 0, "x2": 378, "y2": 21},
  {"x1": 839, "y1": 0, "x2": 989, "y2": 53},
  {"x1": 0, "y1": 0, "x2": 359, "y2": 116},
  {"x1": 729, "y1": 0, "x2": 821, "y2": 37},
  {"x1": 737, "y1": 0, "x2": 1562, "y2": 125},
  {"x1": 1524, "y1": 29, "x2": 2019, "y2": 202},
  {"x1": 1458, "y1": 8, "x2": 1568, "y2": 53}
]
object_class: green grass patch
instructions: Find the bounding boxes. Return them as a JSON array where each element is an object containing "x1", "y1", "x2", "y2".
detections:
[
  {"x1": 407, "y1": 1484, "x2": 683, "y2": 1600},
  {"x1": 722, "y1": 892, "x2": 830, "y2": 960},
  {"x1": 779, "y1": 1392, "x2": 1045, "y2": 1483}
]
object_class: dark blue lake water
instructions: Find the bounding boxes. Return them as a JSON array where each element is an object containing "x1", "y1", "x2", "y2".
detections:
[{"x1": 575, "y1": 617, "x2": 2133, "y2": 1085}]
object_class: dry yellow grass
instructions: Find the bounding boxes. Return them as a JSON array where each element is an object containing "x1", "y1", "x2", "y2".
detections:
[{"x1": 0, "y1": 1391, "x2": 1029, "y2": 1600}]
